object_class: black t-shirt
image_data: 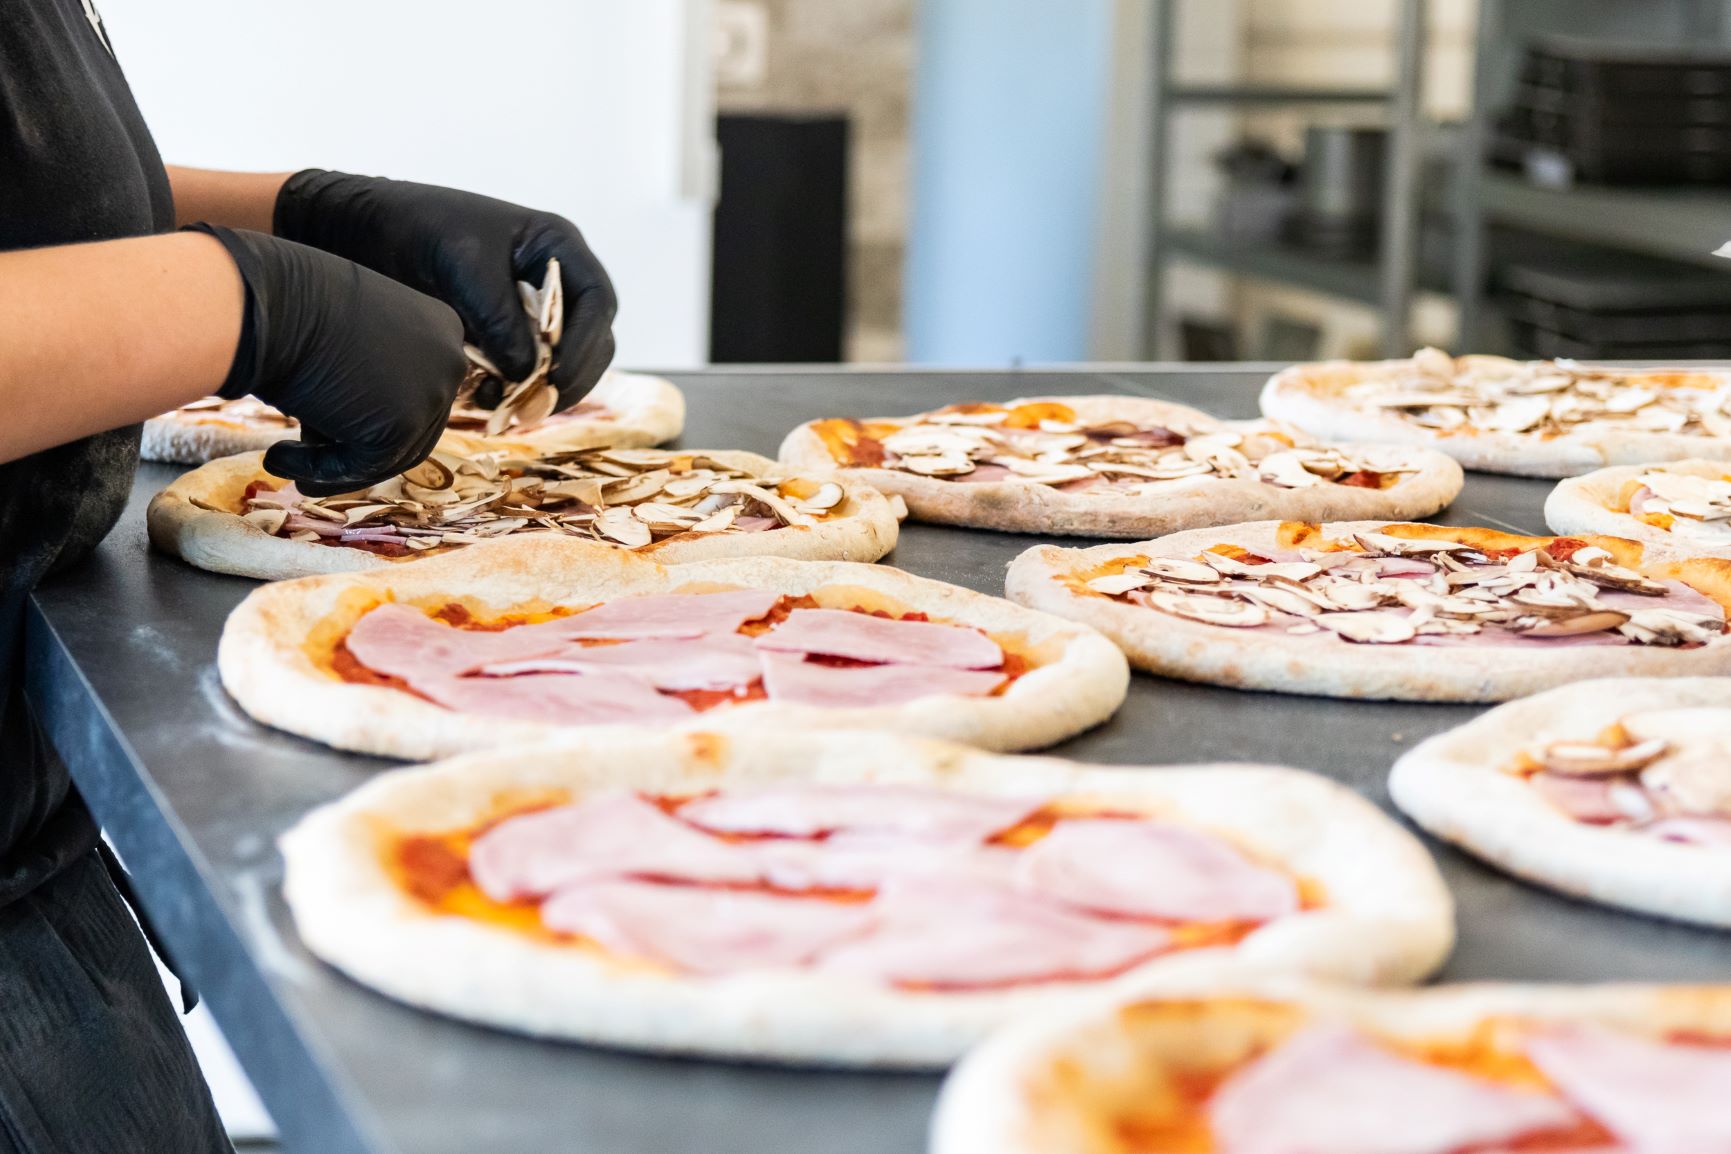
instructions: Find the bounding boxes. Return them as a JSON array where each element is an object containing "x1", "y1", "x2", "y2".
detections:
[{"x1": 0, "y1": 0, "x2": 173, "y2": 904}]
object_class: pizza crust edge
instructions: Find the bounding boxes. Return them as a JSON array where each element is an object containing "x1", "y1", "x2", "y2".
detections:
[
  {"x1": 1390, "y1": 675, "x2": 1731, "y2": 927},
  {"x1": 1546, "y1": 459, "x2": 1731, "y2": 561},
  {"x1": 278, "y1": 730, "x2": 1452, "y2": 1067}
]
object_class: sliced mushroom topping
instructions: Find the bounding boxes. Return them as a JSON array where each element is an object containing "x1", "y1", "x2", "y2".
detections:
[
  {"x1": 852, "y1": 404, "x2": 1419, "y2": 492},
  {"x1": 1341, "y1": 350, "x2": 1731, "y2": 440},
  {"x1": 1315, "y1": 611, "x2": 1417, "y2": 644},
  {"x1": 1537, "y1": 737, "x2": 1669, "y2": 777},
  {"x1": 596, "y1": 506, "x2": 653, "y2": 547},
  {"x1": 797, "y1": 481, "x2": 846, "y2": 512},
  {"x1": 898, "y1": 454, "x2": 978, "y2": 477},
  {"x1": 1621, "y1": 608, "x2": 1725, "y2": 646},
  {"x1": 238, "y1": 446, "x2": 853, "y2": 553},
  {"x1": 1557, "y1": 559, "x2": 1668, "y2": 596},
  {"x1": 1641, "y1": 743, "x2": 1731, "y2": 817},
  {"x1": 1257, "y1": 451, "x2": 1325, "y2": 489},
  {"x1": 1521, "y1": 610, "x2": 1630, "y2": 637},
  {"x1": 241, "y1": 507, "x2": 289, "y2": 535},
  {"x1": 1093, "y1": 524, "x2": 1723, "y2": 649},
  {"x1": 1142, "y1": 591, "x2": 1269, "y2": 628},
  {"x1": 1086, "y1": 572, "x2": 1154, "y2": 596},
  {"x1": 1141, "y1": 557, "x2": 1222, "y2": 585}
]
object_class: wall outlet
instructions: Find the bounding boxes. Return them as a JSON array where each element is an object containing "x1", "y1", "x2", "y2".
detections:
[{"x1": 715, "y1": 0, "x2": 769, "y2": 88}]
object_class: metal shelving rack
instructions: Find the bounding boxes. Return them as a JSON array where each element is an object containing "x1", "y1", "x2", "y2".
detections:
[
  {"x1": 1142, "y1": 0, "x2": 1430, "y2": 359},
  {"x1": 1453, "y1": 0, "x2": 1731, "y2": 351}
]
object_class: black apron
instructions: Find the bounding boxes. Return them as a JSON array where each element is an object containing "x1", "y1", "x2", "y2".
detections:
[{"x1": 0, "y1": 1, "x2": 231, "y2": 1149}]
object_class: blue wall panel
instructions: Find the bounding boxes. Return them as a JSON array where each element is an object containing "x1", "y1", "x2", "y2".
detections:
[{"x1": 906, "y1": 0, "x2": 1114, "y2": 365}]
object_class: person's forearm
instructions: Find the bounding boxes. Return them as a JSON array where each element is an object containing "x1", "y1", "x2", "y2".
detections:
[
  {"x1": 0, "y1": 232, "x2": 243, "y2": 464},
  {"x1": 167, "y1": 166, "x2": 293, "y2": 232}
]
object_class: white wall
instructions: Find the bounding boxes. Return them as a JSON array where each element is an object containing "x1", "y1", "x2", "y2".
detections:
[{"x1": 101, "y1": 0, "x2": 717, "y2": 368}]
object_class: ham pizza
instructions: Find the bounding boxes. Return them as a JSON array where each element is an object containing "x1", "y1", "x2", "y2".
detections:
[
  {"x1": 1546, "y1": 458, "x2": 1731, "y2": 559},
  {"x1": 147, "y1": 444, "x2": 902, "y2": 580},
  {"x1": 1392, "y1": 677, "x2": 1731, "y2": 927},
  {"x1": 218, "y1": 537, "x2": 1130, "y2": 759},
  {"x1": 777, "y1": 395, "x2": 1462, "y2": 538},
  {"x1": 279, "y1": 729, "x2": 1452, "y2": 1065},
  {"x1": 932, "y1": 982, "x2": 1731, "y2": 1154},
  {"x1": 140, "y1": 369, "x2": 685, "y2": 465},
  {"x1": 1006, "y1": 520, "x2": 1731, "y2": 701},
  {"x1": 1261, "y1": 348, "x2": 1731, "y2": 478}
]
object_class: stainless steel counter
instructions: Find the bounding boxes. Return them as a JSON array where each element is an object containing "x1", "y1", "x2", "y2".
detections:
[{"x1": 24, "y1": 368, "x2": 1731, "y2": 1154}]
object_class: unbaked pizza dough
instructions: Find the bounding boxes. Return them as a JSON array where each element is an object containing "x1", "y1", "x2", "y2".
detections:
[
  {"x1": 1261, "y1": 349, "x2": 1731, "y2": 478},
  {"x1": 777, "y1": 395, "x2": 1463, "y2": 538},
  {"x1": 1391, "y1": 676, "x2": 1731, "y2": 927},
  {"x1": 280, "y1": 729, "x2": 1453, "y2": 1066},
  {"x1": 1547, "y1": 458, "x2": 1731, "y2": 560},
  {"x1": 218, "y1": 537, "x2": 1130, "y2": 758},
  {"x1": 148, "y1": 445, "x2": 902, "y2": 580},
  {"x1": 141, "y1": 370, "x2": 685, "y2": 465},
  {"x1": 1005, "y1": 520, "x2": 1731, "y2": 701},
  {"x1": 933, "y1": 980, "x2": 1731, "y2": 1154}
]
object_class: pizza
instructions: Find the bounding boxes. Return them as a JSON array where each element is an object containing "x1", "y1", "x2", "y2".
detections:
[
  {"x1": 931, "y1": 982, "x2": 1731, "y2": 1154},
  {"x1": 138, "y1": 395, "x2": 300, "y2": 466},
  {"x1": 218, "y1": 537, "x2": 1130, "y2": 759},
  {"x1": 147, "y1": 444, "x2": 902, "y2": 580},
  {"x1": 777, "y1": 395, "x2": 1463, "y2": 538},
  {"x1": 139, "y1": 369, "x2": 686, "y2": 465},
  {"x1": 1260, "y1": 348, "x2": 1731, "y2": 478},
  {"x1": 1391, "y1": 676, "x2": 1731, "y2": 927},
  {"x1": 1005, "y1": 520, "x2": 1731, "y2": 702},
  {"x1": 279, "y1": 728, "x2": 1452, "y2": 1066},
  {"x1": 1547, "y1": 458, "x2": 1731, "y2": 559}
]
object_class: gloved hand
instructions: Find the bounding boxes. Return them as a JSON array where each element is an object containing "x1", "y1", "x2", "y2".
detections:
[
  {"x1": 190, "y1": 224, "x2": 467, "y2": 497},
  {"x1": 273, "y1": 170, "x2": 617, "y2": 411}
]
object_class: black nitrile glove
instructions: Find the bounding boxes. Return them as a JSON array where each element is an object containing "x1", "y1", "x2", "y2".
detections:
[
  {"x1": 273, "y1": 170, "x2": 617, "y2": 411},
  {"x1": 190, "y1": 224, "x2": 467, "y2": 497}
]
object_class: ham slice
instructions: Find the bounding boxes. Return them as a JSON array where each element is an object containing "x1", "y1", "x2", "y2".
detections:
[
  {"x1": 346, "y1": 603, "x2": 574, "y2": 678},
  {"x1": 1526, "y1": 1025, "x2": 1731, "y2": 1152},
  {"x1": 1528, "y1": 772, "x2": 1626, "y2": 824},
  {"x1": 1014, "y1": 819, "x2": 1299, "y2": 923},
  {"x1": 755, "y1": 608, "x2": 1004, "y2": 669},
  {"x1": 755, "y1": 837, "x2": 1018, "y2": 893},
  {"x1": 953, "y1": 463, "x2": 1013, "y2": 483},
  {"x1": 540, "y1": 878, "x2": 873, "y2": 975},
  {"x1": 478, "y1": 633, "x2": 763, "y2": 692},
  {"x1": 556, "y1": 589, "x2": 781, "y2": 640},
  {"x1": 814, "y1": 876, "x2": 1170, "y2": 988},
  {"x1": 356, "y1": 592, "x2": 776, "y2": 677},
  {"x1": 677, "y1": 784, "x2": 1040, "y2": 843},
  {"x1": 414, "y1": 669, "x2": 693, "y2": 726},
  {"x1": 1208, "y1": 1024, "x2": 1581, "y2": 1154},
  {"x1": 758, "y1": 651, "x2": 1006, "y2": 708},
  {"x1": 470, "y1": 792, "x2": 759, "y2": 902}
]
